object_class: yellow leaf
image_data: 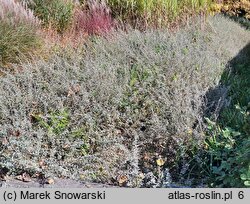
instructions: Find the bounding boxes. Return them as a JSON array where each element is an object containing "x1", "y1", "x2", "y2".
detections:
[
  {"x1": 117, "y1": 175, "x2": 128, "y2": 186},
  {"x1": 204, "y1": 143, "x2": 208, "y2": 150},
  {"x1": 187, "y1": 128, "x2": 193, "y2": 135},
  {"x1": 156, "y1": 158, "x2": 165, "y2": 166},
  {"x1": 46, "y1": 178, "x2": 54, "y2": 184}
]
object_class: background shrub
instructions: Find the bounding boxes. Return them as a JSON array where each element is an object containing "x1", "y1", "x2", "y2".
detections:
[
  {"x1": 105, "y1": 0, "x2": 212, "y2": 27},
  {"x1": 73, "y1": 0, "x2": 113, "y2": 35},
  {"x1": 23, "y1": 0, "x2": 74, "y2": 33},
  {"x1": 211, "y1": 0, "x2": 250, "y2": 20},
  {"x1": 0, "y1": 0, "x2": 40, "y2": 25}
]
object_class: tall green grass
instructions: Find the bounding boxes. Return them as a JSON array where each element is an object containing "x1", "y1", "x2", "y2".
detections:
[
  {"x1": 23, "y1": 0, "x2": 74, "y2": 33},
  {"x1": 0, "y1": 0, "x2": 41, "y2": 66},
  {"x1": 106, "y1": 0, "x2": 212, "y2": 26},
  {"x1": 0, "y1": 22, "x2": 41, "y2": 66}
]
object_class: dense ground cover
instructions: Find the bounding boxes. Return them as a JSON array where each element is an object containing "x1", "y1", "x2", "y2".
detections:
[
  {"x1": 0, "y1": 0, "x2": 249, "y2": 187},
  {"x1": 1, "y1": 12, "x2": 249, "y2": 186}
]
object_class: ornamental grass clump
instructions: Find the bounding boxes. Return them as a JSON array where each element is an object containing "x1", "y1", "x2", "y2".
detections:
[
  {"x1": 0, "y1": 0, "x2": 41, "y2": 66},
  {"x1": 23, "y1": 0, "x2": 74, "y2": 33},
  {"x1": 73, "y1": 0, "x2": 114, "y2": 35},
  {"x1": 105, "y1": 0, "x2": 212, "y2": 28},
  {"x1": 0, "y1": 0, "x2": 40, "y2": 26}
]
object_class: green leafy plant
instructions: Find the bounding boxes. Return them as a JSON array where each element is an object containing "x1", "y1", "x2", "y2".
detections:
[
  {"x1": 71, "y1": 127, "x2": 91, "y2": 156},
  {"x1": 205, "y1": 117, "x2": 250, "y2": 187},
  {"x1": 33, "y1": 109, "x2": 70, "y2": 135},
  {"x1": 240, "y1": 165, "x2": 250, "y2": 187}
]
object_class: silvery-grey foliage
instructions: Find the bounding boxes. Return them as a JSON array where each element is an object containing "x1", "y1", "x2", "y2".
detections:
[{"x1": 0, "y1": 15, "x2": 249, "y2": 186}]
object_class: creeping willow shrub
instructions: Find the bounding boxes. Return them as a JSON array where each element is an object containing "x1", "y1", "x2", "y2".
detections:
[
  {"x1": 0, "y1": 0, "x2": 41, "y2": 65},
  {"x1": 0, "y1": 15, "x2": 249, "y2": 186}
]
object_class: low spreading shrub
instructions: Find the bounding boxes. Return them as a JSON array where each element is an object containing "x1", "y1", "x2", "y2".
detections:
[{"x1": 0, "y1": 15, "x2": 249, "y2": 186}]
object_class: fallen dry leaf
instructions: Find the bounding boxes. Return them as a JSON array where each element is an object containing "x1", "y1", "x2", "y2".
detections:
[
  {"x1": 46, "y1": 178, "x2": 54, "y2": 184},
  {"x1": 2, "y1": 137, "x2": 8, "y2": 145},
  {"x1": 156, "y1": 158, "x2": 165, "y2": 167},
  {"x1": 117, "y1": 175, "x2": 128, "y2": 186},
  {"x1": 15, "y1": 173, "x2": 31, "y2": 182}
]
